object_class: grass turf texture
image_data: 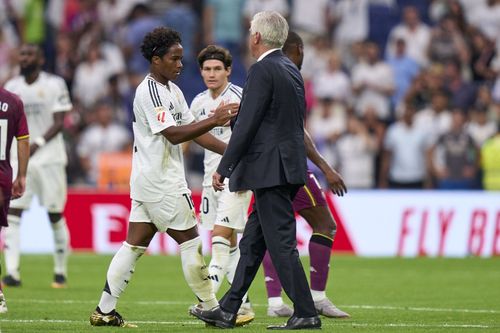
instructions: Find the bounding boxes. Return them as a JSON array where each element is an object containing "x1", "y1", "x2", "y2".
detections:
[{"x1": 0, "y1": 254, "x2": 499, "y2": 332}]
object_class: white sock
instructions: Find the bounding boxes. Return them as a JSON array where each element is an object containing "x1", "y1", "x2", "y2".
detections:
[
  {"x1": 311, "y1": 289, "x2": 326, "y2": 302},
  {"x1": 4, "y1": 215, "x2": 21, "y2": 280},
  {"x1": 226, "y1": 245, "x2": 248, "y2": 304},
  {"x1": 225, "y1": 246, "x2": 239, "y2": 284},
  {"x1": 269, "y1": 296, "x2": 284, "y2": 307},
  {"x1": 50, "y1": 217, "x2": 70, "y2": 276},
  {"x1": 209, "y1": 236, "x2": 230, "y2": 293},
  {"x1": 98, "y1": 242, "x2": 146, "y2": 313},
  {"x1": 180, "y1": 236, "x2": 217, "y2": 310}
]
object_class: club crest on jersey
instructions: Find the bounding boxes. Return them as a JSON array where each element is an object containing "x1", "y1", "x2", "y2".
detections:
[{"x1": 155, "y1": 106, "x2": 167, "y2": 123}]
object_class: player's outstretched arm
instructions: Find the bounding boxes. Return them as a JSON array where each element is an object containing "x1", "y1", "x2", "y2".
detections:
[
  {"x1": 12, "y1": 137, "x2": 30, "y2": 199},
  {"x1": 194, "y1": 132, "x2": 227, "y2": 155},
  {"x1": 161, "y1": 103, "x2": 238, "y2": 145},
  {"x1": 30, "y1": 111, "x2": 65, "y2": 156},
  {"x1": 304, "y1": 129, "x2": 347, "y2": 196}
]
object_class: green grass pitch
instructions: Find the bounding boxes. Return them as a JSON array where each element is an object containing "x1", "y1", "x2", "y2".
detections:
[{"x1": 0, "y1": 254, "x2": 499, "y2": 332}]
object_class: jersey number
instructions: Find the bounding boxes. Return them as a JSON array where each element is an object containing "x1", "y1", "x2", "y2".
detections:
[
  {"x1": 202, "y1": 197, "x2": 209, "y2": 214},
  {"x1": 0, "y1": 119, "x2": 8, "y2": 161}
]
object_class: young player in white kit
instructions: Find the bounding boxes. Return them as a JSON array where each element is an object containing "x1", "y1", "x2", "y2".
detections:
[
  {"x1": 3, "y1": 43, "x2": 72, "y2": 289},
  {"x1": 190, "y1": 45, "x2": 254, "y2": 318},
  {"x1": 89, "y1": 27, "x2": 245, "y2": 327}
]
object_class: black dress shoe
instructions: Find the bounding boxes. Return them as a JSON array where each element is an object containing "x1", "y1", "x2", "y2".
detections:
[
  {"x1": 267, "y1": 315, "x2": 321, "y2": 330},
  {"x1": 190, "y1": 305, "x2": 236, "y2": 329}
]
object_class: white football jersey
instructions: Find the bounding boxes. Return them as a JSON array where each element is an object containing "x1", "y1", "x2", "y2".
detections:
[
  {"x1": 190, "y1": 83, "x2": 242, "y2": 187},
  {"x1": 130, "y1": 75, "x2": 195, "y2": 202},
  {"x1": 5, "y1": 72, "x2": 72, "y2": 165}
]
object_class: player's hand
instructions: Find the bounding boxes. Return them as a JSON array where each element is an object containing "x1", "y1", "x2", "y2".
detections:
[
  {"x1": 212, "y1": 171, "x2": 225, "y2": 192},
  {"x1": 11, "y1": 176, "x2": 26, "y2": 200},
  {"x1": 29, "y1": 143, "x2": 39, "y2": 156},
  {"x1": 325, "y1": 169, "x2": 347, "y2": 197},
  {"x1": 212, "y1": 101, "x2": 238, "y2": 126}
]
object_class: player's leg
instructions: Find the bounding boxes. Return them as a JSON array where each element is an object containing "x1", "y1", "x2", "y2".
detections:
[
  {"x1": 2, "y1": 207, "x2": 23, "y2": 286},
  {"x1": 48, "y1": 212, "x2": 70, "y2": 288},
  {"x1": 209, "y1": 225, "x2": 233, "y2": 293},
  {"x1": 2, "y1": 167, "x2": 34, "y2": 287},
  {"x1": 167, "y1": 193, "x2": 217, "y2": 310},
  {"x1": 261, "y1": 250, "x2": 293, "y2": 317},
  {"x1": 90, "y1": 201, "x2": 153, "y2": 327},
  {"x1": 298, "y1": 176, "x2": 350, "y2": 318},
  {"x1": 42, "y1": 164, "x2": 70, "y2": 288},
  {"x1": 0, "y1": 221, "x2": 8, "y2": 312}
]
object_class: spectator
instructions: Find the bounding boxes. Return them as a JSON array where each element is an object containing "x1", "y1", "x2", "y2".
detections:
[
  {"x1": 386, "y1": 38, "x2": 420, "y2": 110},
  {"x1": 428, "y1": 15, "x2": 469, "y2": 66},
  {"x1": 330, "y1": 0, "x2": 369, "y2": 70},
  {"x1": 243, "y1": 0, "x2": 289, "y2": 24},
  {"x1": 467, "y1": 107, "x2": 497, "y2": 146},
  {"x1": 466, "y1": 0, "x2": 500, "y2": 43},
  {"x1": 72, "y1": 41, "x2": 113, "y2": 108},
  {"x1": 77, "y1": 101, "x2": 131, "y2": 184},
  {"x1": 480, "y1": 122, "x2": 500, "y2": 190},
  {"x1": 386, "y1": 6, "x2": 431, "y2": 66},
  {"x1": 333, "y1": 114, "x2": 378, "y2": 189},
  {"x1": 352, "y1": 42, "x2": 395, "y2": 120},
  {"x1": 121, "y1": 3, "x2": 162, "y2": 75},
  {"x1": 380, "y1": 105, "x2": 431, "y2": 189},
  {"x1": 307, "y1": 97, "x2": 347, "y2": 146},
  {"x1": 414, "y1": 90, "x2": 453, "y2": 140},
  {"x1": 443, "y1": 60, "x2": 477, "y2": 109},
  {"x1": 312, "y1": 51, "x2": 351, "y2": 103},
  {"x1": 428, "y1": 109, "x2": 478, "y2": 189},
  {"x1": 290, "y1": 0, "x2": 331, "y2": 38},
  {"x1": 469, "y1": 30, "x2": 497, "y2": 83}
]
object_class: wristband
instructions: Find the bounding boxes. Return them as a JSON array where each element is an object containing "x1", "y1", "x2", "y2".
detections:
[{"x1": 34, "y1": 137, "x2": 46, "y2": 147}]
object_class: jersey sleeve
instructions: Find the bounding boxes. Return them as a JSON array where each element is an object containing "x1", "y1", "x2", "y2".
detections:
[
  {"x1": 189, "y1": 97, "x2": 202, "y2": 121},
  {"x1": 52, "y1": 77, "x2": 73, "y2": 113},
  {"x1": 14, "y1": 96, "x2": 29, "y2": 140},
  {"x1": 140, "y1": 82, "x2": 176, "y2": 135}
]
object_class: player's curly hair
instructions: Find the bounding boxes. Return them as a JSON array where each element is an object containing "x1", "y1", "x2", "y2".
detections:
[
  {"x1": 140, "y1": 27, "x2": 182, "y2": 62},
  {"x1": 197, "y1": 45, "x2": 232, "y2": 69}
]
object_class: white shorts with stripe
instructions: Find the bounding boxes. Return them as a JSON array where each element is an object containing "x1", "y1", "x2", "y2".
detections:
[
  {"x1": 129, "y1": 192, "x2": 197, "y2": 233},
  {"x1": 199, "y1": 186, "x2": 252, "y2": 233}
]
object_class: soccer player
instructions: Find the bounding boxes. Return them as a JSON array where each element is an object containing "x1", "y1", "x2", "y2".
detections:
[
  {"x1": 261, "y1": 31, "x2": 351, "y2": 319},
  {"x1": 190, "y1": 45, "x2": 253, "y2": 317},
  {"x1": 2, "y1": 43, "x2": 72, "y2": 289},
  {"x1": 89, "y1": 27, "x2": 240, "y2": 327},
  {"x1": 0, "y1": 87, "x2": 30, "y2": 313}
]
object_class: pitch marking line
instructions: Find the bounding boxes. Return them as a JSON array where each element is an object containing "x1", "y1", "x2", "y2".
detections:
[
  {"x1": 9, "y1": 299, "x2": 500, "y2": 314},
  {"x1": 0, "y1": 319, "x2": 497, "y2": 329}
]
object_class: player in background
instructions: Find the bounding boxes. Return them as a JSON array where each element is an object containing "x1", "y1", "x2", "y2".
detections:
[
  {"x1": 89, "y1": 27, "x2": 247, "y2": 327},
  {"x1": 190, "y1": 45, "x2": 254, "y2": 318},
  {"x1": 2, "y1": 44, "x2": 72, "y2": 289},
  {"x1": 261, "y1": 31, "x2": 351, "y2": 319},
  {"x1": 0, "y1": 87, "x2": 30, "y2": 313}
]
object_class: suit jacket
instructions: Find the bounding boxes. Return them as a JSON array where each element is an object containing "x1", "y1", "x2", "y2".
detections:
[{"x1": 217, "y1": 50, "x2": 307, "y2": 191}]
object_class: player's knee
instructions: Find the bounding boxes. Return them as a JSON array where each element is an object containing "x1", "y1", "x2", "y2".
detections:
[
  {"x1": 313, "y1": 220, "x2": 337, "y2": 239},
  {"x1": 48, "y1": 213, "x2": 63, "y2": 224}
]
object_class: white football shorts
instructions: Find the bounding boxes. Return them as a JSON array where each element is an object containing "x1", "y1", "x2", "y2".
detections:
[
  {"x1": 10, "y1": 163, "x2": 67, "y2": 213},
  {"x1": 199, "y1": 186, "x2": 252, "y2": 232},
  {"x1": 129, "y1": 192, "x2": 197, "y2": 233}
]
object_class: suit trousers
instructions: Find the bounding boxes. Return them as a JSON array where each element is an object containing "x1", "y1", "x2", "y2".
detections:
[{"x1": 220, "y1": 184, "x2": 316, "y2": 318}]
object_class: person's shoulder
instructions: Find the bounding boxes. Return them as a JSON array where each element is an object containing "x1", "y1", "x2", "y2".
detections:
[
  {"x1": 225, "y1": 83, "x2": 242, "y2": 100},
  {"x1": 191, "y1": 90, "x2": 209, "y2": 106},
  {"x1": 40, "y1": 72, "x2": 66, "y2": 86},
  {"x1": 4, "y1": 75, "x2": 23, "y2": 90}
]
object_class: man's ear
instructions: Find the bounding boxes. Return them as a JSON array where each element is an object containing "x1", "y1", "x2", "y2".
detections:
[{"x1": 152, "y1": 55, "x2": 161, "y2": 66}]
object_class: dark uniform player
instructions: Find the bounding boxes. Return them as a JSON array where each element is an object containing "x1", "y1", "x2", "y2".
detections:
[
  {"x1": 0, "y1": 87, "x2": 30, "y2": 313},
  {"x1": 261, "y1": 32, "x2": 350, "y2": 318}
]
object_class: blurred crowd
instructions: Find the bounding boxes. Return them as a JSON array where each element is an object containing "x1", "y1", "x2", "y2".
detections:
[{"x1": 0, "y1": 0, "x2": 499, "y2": 191}]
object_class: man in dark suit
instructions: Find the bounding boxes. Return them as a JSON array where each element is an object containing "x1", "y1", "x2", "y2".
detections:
[{"x1": 190, "y1": 11, "x2": 321, "y2": 330}]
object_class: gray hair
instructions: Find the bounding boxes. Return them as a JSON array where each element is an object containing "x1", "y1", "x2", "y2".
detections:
[{"x1": 250, "y1": 11, "x2": 289, "y2": 48}]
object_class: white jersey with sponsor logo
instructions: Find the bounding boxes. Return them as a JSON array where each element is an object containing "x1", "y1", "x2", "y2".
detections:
[
  {"x1": 5, "y1": 72, "x2": 72, "y2": 166},
  {"x1": 130, "y1": 75, "x2": 195, "y2": 202},
  {"x1": 190, "y1": 83, "x2": 242, "y2": 187}
]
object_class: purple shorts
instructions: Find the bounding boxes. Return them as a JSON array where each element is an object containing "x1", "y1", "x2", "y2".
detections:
[
  {"x1": 0, "y1": 192, "x2": 10, "y2": 227},
  {"x1": 292, "y1": 171, "x2": 327, "y2": 212}
]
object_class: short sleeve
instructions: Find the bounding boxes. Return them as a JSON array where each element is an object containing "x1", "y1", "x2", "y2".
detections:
[
  {"x1": 190, "y1": 98, "x2": 202, "y2": 121},
  {"x1": 140, "y1": 82, "x2": 176, "y2": 135},
  {"x1": 15, "y1": 98, "x2": 29, "y2": 139},
  {"x1": 52, "y1": 77, "x2": 73, "y2": 113},
  {"x1": 180, "y1": 96, "x2": 195, "y2": 125}
]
